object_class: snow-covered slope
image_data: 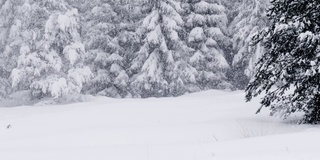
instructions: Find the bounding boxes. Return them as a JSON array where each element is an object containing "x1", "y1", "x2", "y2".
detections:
[{"x1": 0, "y1": 90, "x2": 318, "y2": 160}]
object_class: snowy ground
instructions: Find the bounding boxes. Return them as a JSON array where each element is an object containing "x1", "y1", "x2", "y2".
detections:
[{"x1": 0, "y1": 90, "x2": 319, "y2": 160}]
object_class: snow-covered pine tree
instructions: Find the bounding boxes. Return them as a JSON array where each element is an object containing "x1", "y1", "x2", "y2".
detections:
[
  {"x1": 0, "y1": 0, "x2": 34, "y2": 98},
  {"x1": 227, "y1": 0, "x2": 269, "y2": 89},
  {"x1": 81, "y1": 0, "x2": 117, "y2": 96},
  {"x1": 102, "y1": 25, "x2": 141, "y2": 98},
  {"x1": 11, "y1": 2, "x2": 92, "y2": 99},
  {"x1": 246, "y1": 0, "x2": 320, "y2": 123},
  {"x1": 82, "y1": 0, "x2": 140, "y2": 98},
  {"x1": 131, "y1": 0, "x2": 197, "y2": 97},
  {"x1": 184, "y1": 0, "x2": 232, "y2": 90},
  {"x1": 111, "y1": 1, "x2": 148, "y2": 97}
]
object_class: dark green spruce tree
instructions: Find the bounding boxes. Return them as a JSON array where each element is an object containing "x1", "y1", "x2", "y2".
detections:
[{"x1": 246, "y1": 0, "x2": 320, "y2": 123}]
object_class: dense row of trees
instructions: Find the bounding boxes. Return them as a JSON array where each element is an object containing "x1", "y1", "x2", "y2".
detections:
[{"x1": 0, "y1": 0, "x2": 268, "y2": 99}]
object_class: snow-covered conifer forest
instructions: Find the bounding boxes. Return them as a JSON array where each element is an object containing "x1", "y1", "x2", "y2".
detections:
[
  {"x1": 0, "y1": 0, "x2": 269, "y2": 99},
  {"x1": 2, "y1": 0, "x2": 320, "y2": 160}
]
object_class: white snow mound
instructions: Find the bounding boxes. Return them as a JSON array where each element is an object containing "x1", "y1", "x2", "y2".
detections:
[{"x1": 0, "y1": 90, "x2": 318, "y2": 160}]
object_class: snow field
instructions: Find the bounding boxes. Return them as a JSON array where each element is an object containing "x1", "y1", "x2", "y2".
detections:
[{"x1": 0, "y1": 90, "x2": 319, "y2": 160}]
